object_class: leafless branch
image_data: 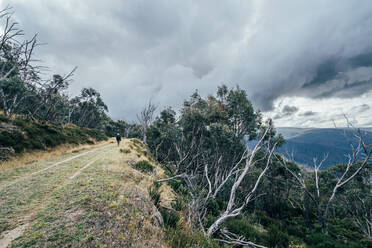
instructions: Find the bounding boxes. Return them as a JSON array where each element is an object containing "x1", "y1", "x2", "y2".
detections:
[
  {"x1": 137, "y1": 100, "x2": 157, "y2": 144},
  {"x1": 278, "y1": 121, "x2": 372, "y2": 227},
  {"x1": 207, "y1": 127, "x2": 278, "y2": 236},
  {"x1": 216, "y1": 228, "x2": 267, "y2": 248}
]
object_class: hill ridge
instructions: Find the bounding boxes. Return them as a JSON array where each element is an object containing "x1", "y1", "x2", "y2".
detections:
[{"x1": 276, "y1": 127, "x2": 372, "y2": 168}]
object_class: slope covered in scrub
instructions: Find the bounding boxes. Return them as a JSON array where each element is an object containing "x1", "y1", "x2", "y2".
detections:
[{"x1": 0, "y1": 114, "x2": 107, "y2": 160}]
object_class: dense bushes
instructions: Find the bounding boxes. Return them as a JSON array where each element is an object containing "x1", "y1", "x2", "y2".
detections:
[
  {"x1": 0, "y1": 114, "x2": 107, "y2": 155},
  {"x1": 158, "y1": 206, "x2": 220, "y2": 248},
  {"x1": 224, "y1": 218, "x2": 265, "y2": 244},
  {"x1": 164, "y1": 227, "x2": 220, "y2": 248}
]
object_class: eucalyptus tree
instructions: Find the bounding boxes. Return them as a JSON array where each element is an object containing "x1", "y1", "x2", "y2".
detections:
[
  {"x1": 152, "y1": 86, "x2": 283, "y2": 246},
  {"x1": 32, "y1": 71, "x2": 75, "y2": 123},
  {"x1": 70, "y1": 87, "x2": 108, "y2": 129},
  {"x1": 147, "y1": 107, "x2": 179, "y2": 163}
]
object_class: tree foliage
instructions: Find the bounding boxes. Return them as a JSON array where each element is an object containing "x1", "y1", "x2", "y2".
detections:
[
  {"x1": 0, "y1": 8, "x2": 109, "y2": 130},
  {"x1": 147, "y1": 87, "x2": 371, "y2": 247}
]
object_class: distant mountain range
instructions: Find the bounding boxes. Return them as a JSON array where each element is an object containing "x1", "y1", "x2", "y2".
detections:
[{"x1": 275, "y1": 127, "x2": 372, "y2": 169}]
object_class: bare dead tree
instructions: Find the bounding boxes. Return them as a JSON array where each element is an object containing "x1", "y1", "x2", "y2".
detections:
[
  {"x1": 343, "y1": 194, "x2": 372, "y2": 238},
  {"x1": 276, "y1": 153, "x2": 328, "y2": 225},
  {"x1": 323, "y1": 130, "x2": 372, "y2": 224},
  {"x1": 0, "y1": 6, "x2": 41, "y2": 80},
  {"x1": 0, "y1": 6, "x2": 41, "y2": 116},
  {"x1": 157, "y1": 126, "x2": 278, "y2": 247},
  {"x1": 277, "y1": 126, "x2": 372, "y2": 228},
  {"x1": 137, "y1": 100, "x2": 157, "y2": 144},
  {"x1": 206, "y1": 127, "x2": 278, "y2": 237},
  {"x1": 33, "y1": 67, "x2": 77, "y2": 121}
]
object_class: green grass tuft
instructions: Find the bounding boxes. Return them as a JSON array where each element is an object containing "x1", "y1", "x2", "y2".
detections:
[
  {"x1": 149, "y1": 184, "x2": 161, "y2": 208},
  {"x1": 132, "y1": 160, "x2": 154, "y2": 174},
  {"x1": 159, "y1": 208, "x2": 179, "y2": 229}
]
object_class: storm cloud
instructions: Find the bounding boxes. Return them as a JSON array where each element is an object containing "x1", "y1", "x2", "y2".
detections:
[
  {"x1": 3, "y1": 0, "x2": 372, "y2": 126},
  {"x1": 273, "y1": 105, "x2": 299, "y2": 119},
  {"x1": 300, "y1": 111, "x2": 317, "y2": 117}
]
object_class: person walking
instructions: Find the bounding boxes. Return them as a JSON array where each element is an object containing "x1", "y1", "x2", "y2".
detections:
[{"x1": 116, "y1": 133, "x2": 121, "y2": 146}]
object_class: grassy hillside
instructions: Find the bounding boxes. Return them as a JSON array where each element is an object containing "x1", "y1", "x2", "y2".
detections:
[{"x1": 0, "y1": 114, "x2": 107, "y2": 161}]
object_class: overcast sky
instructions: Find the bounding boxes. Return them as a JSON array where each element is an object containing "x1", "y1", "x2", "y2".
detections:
[{"x1": 2, "y1": 0, "x2": 372, "y2": 127}]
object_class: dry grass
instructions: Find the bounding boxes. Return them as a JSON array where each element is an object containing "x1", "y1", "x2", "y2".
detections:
[
  {"x1": 1, "y1": 138, "x2": 174, "y2": 247},
  {"x1": 10, "y1": 153, "x2": 167, "y2": 247},
  {"x1": 0, "y1": 139, "x2": 113, "y2": 171},
  {"x1": 122, "y1": 139, "x2": 176, "y2": 208}
]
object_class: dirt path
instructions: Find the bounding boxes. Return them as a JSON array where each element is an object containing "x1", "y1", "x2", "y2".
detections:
[
  {"x1": 0, "y1": 139, "x2": 170, "y2": 248},
  {"x1": 0, "y1": 224, "x2": 29, "y2": 248},
  {"x1": 0, "y1": 145, "x2": 109, "y2": 191},
  {"x1": 0, "y1": 143, "x2": 113, "y2": 247}
]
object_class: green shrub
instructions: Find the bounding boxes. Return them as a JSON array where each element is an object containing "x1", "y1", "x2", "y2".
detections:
[
  {"x1": 305, "y1": 232, "x2": 332, "y2": 247},
  {"x1": 168, "y1": 180, "x2": 189, "y2": 196},
  {"x1": 286, "y1": 223, "x2": 305, "y2": 238},
  {"x1": 133, "y1": 160, "x2": 154, "y2": 173},
  {"x1": 13, "y1": 117, "x2": 28, "y2": 127},
  {"x1": 360, "y1": 239, "x2": 372, "y2": 248},
  {"x1": 304, "y1": 229, "x2": 362, "y2": 248},
  {"x1": 84, "y1": 128, "x2": 107, "y2": 141},
  {"x1": 0, "y1": 147, "x2": 14, "y2": 161},
  {"x1": 0, "y1": 114, "x2": 107, "y2": 156},
  {"x1": 254, "y1": 210, "x2": 275, "y2": 226},
  {"x1": 132, "y1": 138, "x2": 142, "y2": 146},
  {"x1": 168, "y1": 179, "x2": 182, "y2": 191},
  {"x1": 160, "y1": 208, "x2": 180, "y2": 229},
  {"x1": 206, "y1": 198, "x2": 220, "y2": 216},
  {"x1": 171, "y1": 197, "x2": 185, "y2": 211},
  {"x1": 0, "y1": 114, "x2": 9, "y2": 122},
  {"x1": 266, "y1": 224, "x2": 289, "y2": 248},
  {"x1": 205, "y1": 216, "x2": 218, "y2": 230},
  {"x1": 165, "y1": 226, "x2": 220, "y2": 248},
  {"x1": 224, "y1": 218, "x2": 266, "y2": 244},
  {"x1": 120, "y1": 149, "x2": 131, "y2": 154},
  {"x1": 327, "y1": 218, "x2": 365, "y2": 241},
  {"x1": 149, "y1": 184, "x2": 161, "y2": 208}
]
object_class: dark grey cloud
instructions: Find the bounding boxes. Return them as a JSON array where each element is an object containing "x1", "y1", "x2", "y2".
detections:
[
  {"x1": 300, "y1": 111, "x2": 317, "y2": 117},
  {"x1": 351, "y1": 104, "x2": 370, "y2": 113},
  {"x1": 282, "y1": 105, "x2": 299, "y2": 115},
  {"x1": 273, "y1": 105, "x2": 299, "y2": 119},
  {"x1": 3, "y1": 0, "x2": 372, "y2": 123},
  {"x1": 299, "y1": 54, "x2": 372, "y2": 99}
]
